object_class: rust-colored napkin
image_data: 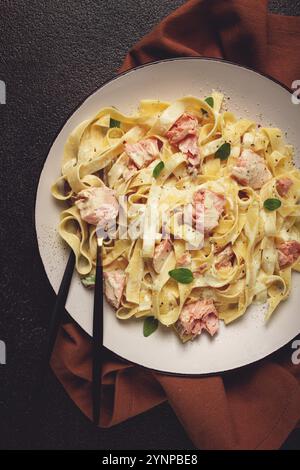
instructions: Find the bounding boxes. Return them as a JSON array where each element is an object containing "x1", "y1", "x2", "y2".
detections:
[{"x1": 51, "y1": 0, "x2": 300, "y2": 450}]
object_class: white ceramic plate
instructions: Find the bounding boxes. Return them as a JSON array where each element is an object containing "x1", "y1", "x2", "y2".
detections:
[{"x1": 35, "y1": 58, "x2": 300, "y2": 375}]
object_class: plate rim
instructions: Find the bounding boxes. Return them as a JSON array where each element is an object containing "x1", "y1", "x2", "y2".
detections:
[{"x1": 34, "y1": 56, "x2": 298, "y2": 377}]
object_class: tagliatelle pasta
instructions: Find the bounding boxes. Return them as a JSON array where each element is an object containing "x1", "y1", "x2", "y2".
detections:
[{"x1": 51, "y1": 92, "x2": 300, "y2": 342}]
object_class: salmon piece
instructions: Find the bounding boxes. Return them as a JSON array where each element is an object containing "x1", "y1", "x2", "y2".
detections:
[
  {"x1": 215, "y1": 245, "x2": 235, "y2": 269},
  {"x1": 166, "y1": 113, "x2": 198, "y2": 144},
  {"x1": 104, "y1": 270, "x2": 126, "y2": 308},
  {"x1": 75, "y1": 186, "x2": 119, "y2": 227},
  {"x1": 178, "y1": 134, "x2": 200, "y2": 166},
  {"x1": 166, "y1": 113, "x2": 199, "y2": 165},
  {"x1": 153, "y1": 239, "x2": 172, "y2": 273},
  {"x1": 177, "y1": 299, "x2": 219, "y2": 338},
  {"x1": 124, "y1": 137, "x2": 162, "y2": 169},
  {"x1": 193, "y1": 189, "x2": 226, "y2": 235},
  {"x1": 277, "y1": 240, "x2": 300, "y2": 269},
  {"x1": 177, "y1": 252, "x2": 192, "y2": 267},
  {"x1": 231, "y1": 149, "x2": 272, "y2": 190},
  {"x1": 276, "y1": 177, "x2": 293, "y2": 197}
]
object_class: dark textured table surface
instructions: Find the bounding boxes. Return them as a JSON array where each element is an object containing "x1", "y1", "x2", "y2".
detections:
[{"x1": 1, "y1": 0, "x2": 300, "y2": 450}]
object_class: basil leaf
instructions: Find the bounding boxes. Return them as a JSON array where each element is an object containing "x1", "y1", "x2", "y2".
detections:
[
  {"x1": 143, "y1": 317, "x2": 158, "y2": 337},
  {"x1": 264, "y1": 198, "x2": 282, "y2": 211},
  {"x1": 215, "y1": 142, "x2": 231, "y2": 160},
  {"x1": 169, "y1": 268, "x2": 194, "y2": 284},
  {"x1": 81, "y1": 274, "x2": 96, "y2": 288},
  {"x1": 152, "y1": 161, "x2": 165, "y2": 179},
  {"x1": 110, "y1": 118, "x2": 120, "y2": 128},
  {"x1": 204, "y1": 96, "x2": 214, "y2": 108}
]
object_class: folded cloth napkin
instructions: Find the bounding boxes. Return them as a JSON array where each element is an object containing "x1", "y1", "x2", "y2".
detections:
[{"x1": 51, "y1": 0, "x2": 300, "y2": 450}]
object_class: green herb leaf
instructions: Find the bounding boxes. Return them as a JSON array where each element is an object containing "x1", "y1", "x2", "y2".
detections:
[
  {"x1": 143, "y1": 317, "x2": 159, "y2": 337},
  {"x1": 204, "y1": 96, "x2": 214, "y2": 108},
  {"x1": 152, "y1": 161, "x2": 165, "y2": 179},
  {"x1": 110, "y1": 118, "x2": 120, "y2": 128},
  {"x1": 81, "y1": 274, "x2": 96, "y2": 288},
  {"x1": 169, "y1": 268, "x2": 194, "y2": 284},
  {"x1": 215, "y1": 142, "x2": 231, "y2": 160},
  {"x1": 263, "y1": 198, "x2": 282, "y2": 211}
]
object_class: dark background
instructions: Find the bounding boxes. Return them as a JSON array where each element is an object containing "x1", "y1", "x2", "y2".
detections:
[{"x1": 0, "y1": 0, "x2": 300, "y2": 450}]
